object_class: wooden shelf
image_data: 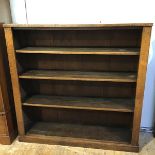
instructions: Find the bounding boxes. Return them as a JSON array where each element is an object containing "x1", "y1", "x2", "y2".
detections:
[
  {"x1": 23, "y1": 95, "x2": 134, "y2": 112},
  {"x1": 19, "y1": 70, "x2": 137, "y2": 82},
  {"x1": 16, "y1": 47, "x2": 139, "y2": 55},
  {"x1": 27, "y1": 122, "x2": 131, "y2": 144}
]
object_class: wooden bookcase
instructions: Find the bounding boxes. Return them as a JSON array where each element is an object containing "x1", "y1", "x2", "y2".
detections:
[
  {"x1": 0, "y1": 23, "x2": 17, "y2": 144},
  {"x1": 4, "y1": 24, "x2": 152, "y2": 152}
]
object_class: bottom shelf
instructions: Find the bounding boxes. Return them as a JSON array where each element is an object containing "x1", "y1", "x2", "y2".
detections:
[{"x1": 27, "y1": 122, "x2": 131, "y2": 144}]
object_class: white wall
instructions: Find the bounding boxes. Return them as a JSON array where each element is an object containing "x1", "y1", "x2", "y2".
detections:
[
  {"x1": 10, "y1": 0, "x2": 155, "y2": 129},
  {"x1": 9, "y1": 0, "x2": 27, "y2": 24}
]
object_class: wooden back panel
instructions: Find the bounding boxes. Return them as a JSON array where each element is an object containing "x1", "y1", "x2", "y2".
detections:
[
  {"x1": 13, "y1": 29, "x2": 142, "y2": 49},
  {"x1": 17, "y1": 54, "x2": 139, "y2": 73},
  {"x1": 24, "y1": 107, "x2": 133, "y2": 128},
  {"x1": 20, "y1": 80, "x2": 136, "y2": 98}
]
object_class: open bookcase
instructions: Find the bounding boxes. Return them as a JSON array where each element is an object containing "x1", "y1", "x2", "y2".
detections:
[{"x1": 4, "y1": 24, "x2": 152, "y2": 152}]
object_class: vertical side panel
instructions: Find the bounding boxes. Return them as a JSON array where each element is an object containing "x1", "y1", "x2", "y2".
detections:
[
  {"x1": 4, "y1": 27, "x2": 25, "y2": 135},
  {"x1": 0, "y1": 24, "x2": 10, "y2": 113},
  {"x1": 131, "y1": 27, "x2": 152, "y2": 145}
]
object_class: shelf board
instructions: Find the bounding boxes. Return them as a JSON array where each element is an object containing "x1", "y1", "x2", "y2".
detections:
[
  {"x1": 16, "y1": 47, "x2": 139, "y2": 55},
  {"x1": 27, "y1": 122, "x2": 131, "y2": 144},
  {"x1": 19, "y1": 70, "x2": 137, "y2": 82},
  {"x1": 23, "y1": 95, "x2": 134, "y2": 112},
  {"x1": 4, "y1": 23, "x2": 153, "y2": 28}
]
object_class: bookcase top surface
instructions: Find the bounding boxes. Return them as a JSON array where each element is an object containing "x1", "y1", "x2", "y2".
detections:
[{"x1": 3, "y1": 23, "x2": 153, "y2": 28}]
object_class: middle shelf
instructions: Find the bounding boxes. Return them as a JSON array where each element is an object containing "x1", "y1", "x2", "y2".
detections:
[
  {"x1": 16, "y1": 47, "x2": 140, "y2": 55},
  {"x1": 23, "y1": 95, "x2": 134, "y2": 112},
  {"x1": 19, "y1": 70, "x2": 137, "y2": 82}
]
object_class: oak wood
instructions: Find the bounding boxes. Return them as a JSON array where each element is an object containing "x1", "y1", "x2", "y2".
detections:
[
  {"x1": 17, "y1": 54, "x2": 139, "y2": 72},
  {"x1": 0, "y1": 114, "x2": 8, "y2": 135},
  {"x1": 19, "y1": 135, "x2": 139, "y2": 152},
  {"x1": 14, "y1": 29, "x2": 142, "y2": 48},
  {"x1": 24, "y1": 107, "x2": 133, "y2": 128},
  {"x1": 0, "y1": 24, "x2": 10, "y2": 113},
  {"x1": 16, "y1": 47, "x2": 140, "y2": 55},
  {"x1": 0, "y1": 87, "x2": 4, "y2": 112},
  {"x1": 0, "y1": 135, "x2": 15, "y2": 145},
  {"x1": 23, "y1": 95, "x2": 134, "y2": 112},
  {"x1": 4, "y1": 24, "x2": 152, "y2": 151},
  {"x1": 2, "y1": 133, "x2": 154, "y2": 154},
  {"x1": 3, "y1": 23, "x2": 153, "y2": 28},
  {"x1": 4, "y1": 28, "x2": 25, "y2": 135},
  {"x1": 27, "y1": 122, "x2": 131, "y2": 143},
  {"x1": 131, "y1": 27, "x2": 152, "y2": 145},
  {"x1": 19, "y1": 70, "x2": 137, "y2": 82},
  {"x1": 21, "y1": 80, "x2": 136, "y2": 98},
  {"x1": 0, "y1": 24, "x2": 17, "y2": 144}
]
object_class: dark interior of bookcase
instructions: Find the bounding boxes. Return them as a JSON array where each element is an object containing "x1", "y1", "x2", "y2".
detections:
[{"x1": 13, "y1": 27, "x2": 142, "y2": 143}]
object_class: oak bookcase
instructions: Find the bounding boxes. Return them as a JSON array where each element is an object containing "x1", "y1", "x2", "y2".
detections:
[
  {"x1": 0, "y1": 23, "x2": 17, "y2": 144},
  {"x1": 4, "y1": 24, "x2": 152, "y2": 152}
]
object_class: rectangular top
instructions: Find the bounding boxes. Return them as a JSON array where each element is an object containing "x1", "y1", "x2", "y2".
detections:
[{"x1": 3, "y1": 23, "x2": 153, "y2": 28}]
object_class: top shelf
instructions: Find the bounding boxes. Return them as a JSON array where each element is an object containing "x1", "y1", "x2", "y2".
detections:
[
  {"x1": 16, "y1": 47, "x2": 140, "y2": 55},
  {"x1": 4, "y1": 23, "x2": 153, "y2": 28}
]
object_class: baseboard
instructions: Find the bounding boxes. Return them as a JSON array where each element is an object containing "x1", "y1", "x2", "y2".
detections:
[{"x1": 140, "y1": 127, "x2": 153, "y2": 133}]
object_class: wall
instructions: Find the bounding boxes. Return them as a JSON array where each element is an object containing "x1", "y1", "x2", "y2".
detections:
[
  {"x1": 0, "y1": 0, "x2": 12, "y2": 23},
  {"x1": 9, "y1": 0, "x2": 155, "y2": 129},
  {"x1": 9, "y1": 0, "x2": 26, "y2": 24}
]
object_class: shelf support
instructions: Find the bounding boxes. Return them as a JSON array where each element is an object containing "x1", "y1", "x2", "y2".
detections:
[
  {"x1": 4, "y1": 28, "x2": 25, "y2": 135},
  {"x1": 131, "y1": 26, "x2": 152, "y2": 145}
]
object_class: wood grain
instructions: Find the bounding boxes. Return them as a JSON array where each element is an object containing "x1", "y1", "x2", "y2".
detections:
[
  {"x1": 131, "y1": 27, "x2": 152, "y2": 145},
  {"x1": 0, "y1": 114, "x2": 8, "y2": 135},
  {"x1": 28, "y1": 122, "x2": 131, "y2": 143},
  {"x1": 19, "y1": 134, "x2": 139, "y2": 152},
  {"x1": 4, "y1": 28, "x2": 25, "y2": 135},
  {"x1": 17, "y1": 54, "x2": 139, "y2": 72},
  {"x1": 14, "y1": 29, "x2": 142, "y2": 48},
  {"x1": 0, "y1": 86, "x2": 4, "y2": 112},
  {"x1": 16, "y1": 47, "x2": 140, "y2": 55},
  {"x1": 24, "y1": 106, "x2": 133, "y2": 127},
  {"x1": 0, "y1": 132, "x2": 154, "y2": 154},
  {"x1": 21, "y1": 80, "x2": 136, "y2": 98},
  {"x1": 4, "y1": 24, "x2": 152, "y2": 152},
  {"x1": 19, "y1": 70, "x2": 137, "y2": 82},
  {"x1": 3, "y1": 23, "x2": 153, "y2": 28},
  {"x1": 0, "y1": 24, "x2": 10, "y2": 113},
  {"x1": 23, "y1": 95, "x2": 134, "y2": 112},
  {"x1": 0, "y1": 23, "x2": 17, "y2": 144}
]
